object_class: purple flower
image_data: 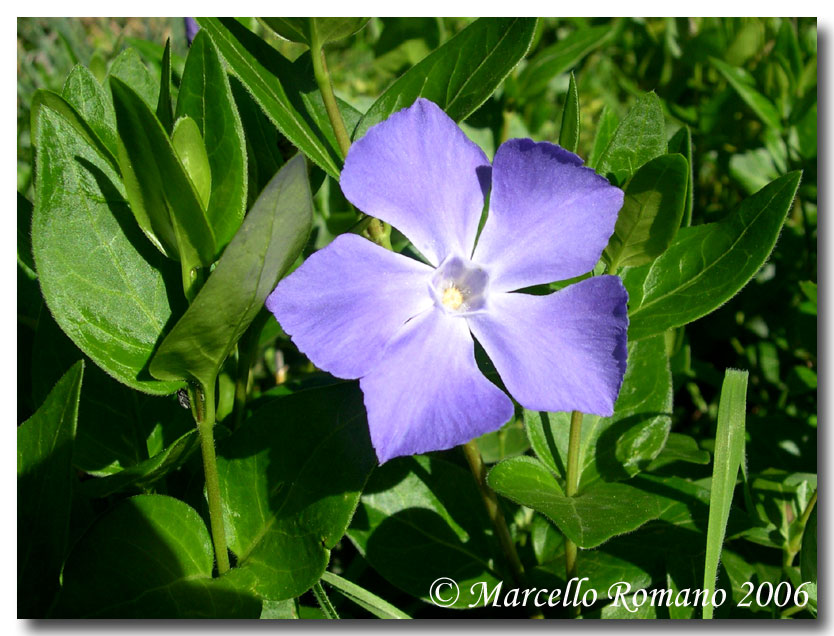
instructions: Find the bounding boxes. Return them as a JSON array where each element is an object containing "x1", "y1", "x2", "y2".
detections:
[{"x1": 267, "y1": 99, "x2": 628, "y2": 463}]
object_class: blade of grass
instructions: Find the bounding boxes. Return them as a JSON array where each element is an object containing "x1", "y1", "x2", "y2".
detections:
[
  {"x1": 320, "y1": 571, "x2": 411, "y2": 619},
  {"x1": 702, "y1": 368, "x2": 748, "y2": 619}
]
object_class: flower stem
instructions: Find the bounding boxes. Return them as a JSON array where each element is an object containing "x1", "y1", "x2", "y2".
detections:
[
  {"x1": 190, "y1": 381, "x2": 230, "y2": 574},
  {"x1": 462, "y1": 439, "x2": 525, "y2": 584},
  {"x1": 310, "y1": 27, "x2": 351, "y2": 160},
  {"x1": 232, "y1": 310, "x2": 269, "y2": 430},
  {"x1": 564, "y1": 411, "x2": 583, "y2": 588}
]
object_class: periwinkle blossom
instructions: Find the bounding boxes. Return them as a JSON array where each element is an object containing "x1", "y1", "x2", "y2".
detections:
[{"x1": 267, "y1": 98, "x2": 628, "y2": 463}]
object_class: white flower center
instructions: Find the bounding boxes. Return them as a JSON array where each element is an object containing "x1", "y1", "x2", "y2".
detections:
[{"x1": 431, "y1": 255, "x2": 489, "y2": 314}]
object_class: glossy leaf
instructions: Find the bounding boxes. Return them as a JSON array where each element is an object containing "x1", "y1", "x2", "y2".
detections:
[
  {"x1": 526, "y1": 335, "x2": 672, "y2": 488},
  {"x1": 217, "y1": 383, "x2": 377, "y2": 601},
  {"x1": 197, "y1": 17, "x2": 361, "y2": 179},
  {"x1": 320, "y1": 572, "x2": 410, "y2": 619},
  {"x1": 106, "y1": 47, "x2": 157, "y2": 109},
  {"x1": 18, "y1": 361, "x2": 84, "y2": 617},
  {"x1": 516, "y1": 24, "x2": 612, "y2": 99},
  {"x1": 30, "y1": 89, "x2": 119, "y2": 174},
  {"x1": 32, "y1": 312, "x2": 193, "y2": 475},
  {"x1": 667, "y1": 126, "x2": 694, "y2": 226},
  {"x1": 111, "y1": 76, "x2": 216, "y2": 267},
  {"x1": 79, "y1": 429, "x2": 199, "y2": 498},
  {"x1": 624, "y1": 171, "x2": 801, "y2": 341},
  {"x1": 488, "y1": 457, "x2": 678, "y2": 549},
  {"x1": 171, "y1": 116, "x2": 212, "y2": 210},
  {"x1": 32, "y1": 106, "x2": 183, "y2": 395},
  {"x1": 604, "y1": 153, "x2": 688, "y2": 271},
  {"x1": 588, "y1": 104, "x2": 619, "y2": 169},
  {"x1": 260, "y1": 17, "x2": 370, "y2": 46},
  {"x1": 596, "y1": 92, "x2": 666, "y2": 185},
  {"x1": 155, "y1": 39, "x2": 174, "y2": 133},
  {"x1": 703, "y1": 369, "x2": 748, "y2": 619},
  {"x1": 354, "y1": 18, "x2": 537, "y2": 139},
  {"x1": 149, "y1": 155, "x2": 312, "y2": 388},
  {"x1": 56, "y1": 495, "x2": 261, "y2": 617},
  {"x1": 61, "y1": 64, "x2": 119, "y2": 161},
  {"x1": 176, "y1": 30, "x2": 248, "y2": 250},
  {"x1": 348, "y1": 455, "x2": 504, "y2": 609},
  {"x1": 558, "y1": 71, "x2": 580, "y2": 153},
  {"x1": 711, "y1": 57, "x2": 783, "y2": 133}
]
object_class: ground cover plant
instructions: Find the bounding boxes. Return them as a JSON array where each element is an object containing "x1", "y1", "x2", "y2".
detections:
[{"x1": 17, "y1": 17, "x2": 817, "y2": 619}]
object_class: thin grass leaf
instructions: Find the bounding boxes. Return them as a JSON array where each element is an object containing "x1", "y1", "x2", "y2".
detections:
[
  {"x1": 320, "y1": 572, "x2": 411, "y2": 619},
  {"x1": 702, "y1": 369, "x2": 748, "y2": 619}
]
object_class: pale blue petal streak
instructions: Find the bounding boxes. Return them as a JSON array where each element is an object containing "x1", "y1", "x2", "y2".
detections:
[
  {"x1": 266, "y1": 234, "x2": 434, "y2": 379},
  {"x1": 473, "y1": 139, "x2": 624, "y2": 292},
  {"x1": 340, "y1": 99, "x2": 491, "y2": 266},
  {"x1": 361, "y1": 308, "x2": 514, "y2": 463},
  {"x1": 467, "y1": 276, "x2": 629, "y2": 416}
]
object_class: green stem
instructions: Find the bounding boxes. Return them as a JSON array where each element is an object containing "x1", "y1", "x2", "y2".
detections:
[
  {"x1": 310, "y1": 27, "x2": 351, "y2": 160},
  {"x1": 564, "y1": 411, "x2": 583, "y2": 589},
  {"x1": 312, "y1": 580, "x2": 340, "y2": 619},
  {"x1": 191, "y1": 381, "x2": 230, "y2": 574},
  {"x1": 462, "y1": 439, "x2": 525, "y2": 585}
]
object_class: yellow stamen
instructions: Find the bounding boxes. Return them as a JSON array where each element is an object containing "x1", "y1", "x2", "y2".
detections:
[{"x1": 442, "y1": 286, "x2": 464, "y2": 311}]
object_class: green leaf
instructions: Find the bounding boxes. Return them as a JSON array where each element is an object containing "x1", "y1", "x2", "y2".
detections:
[
  {"x1": 260, "y1": 17, "x2": 370, "y2": 47},
  {"x1": 624, "y1": 171, "x2": 801, "y2": 341},
  {"x1": 667, "y1": 126, "x2": 694, "y2": 226},
  {"x1": 79, "y1": 429, "x2": 199, "y2": 498},
  {"x1": 155, "y1": 39, "x2": 174, "y2": 133},
  {"x1": 729, "y1": 148, "x2": 779, "y2": 195},
  {"x1": 516, "y1": 25, "x2": 612, "y2": 99},
  {"x1": 217, "y1": 383, "x2": 377, "y2": 601},
  {"x1": 106, "y1": 47, "x2": 158, "y2": 109},
  {"x1": 230, "y1": 76, "x2": 284, "y2": 206},
  {"x1": 711, "y1": 57, "x2": 783, "y2": 133},
  {"x1": 526, "y1": 335, "x2": 672, "y2": 488},
  {"x1": 647, "y1": 433, "x2": 711, "y2": 470},
  {"x1": 799, "y1": 503, "x2": 817, "y2": 611},
  {"x1": 588, "y1": 104, "x2": 618, "y2": 169},
  {"x1": 596, "y1": 92, "x2": 667, "y2": 185},
  {"x1": 476, "y1": 416, "x2": 530, "y2": 464},
  {"x1": 558, "y1": 71, "x2": 580, "y2": 153},
  {"x1": 348, "y1": 455, "x2": 504, "y2": 609},
  {"x1": 55, "y1": 495, "x2": 261, "y2": 617},
  {"x1": 320, "y1": 572, "x2": 410, "y2": 619},
  {"x1": 17, "y1": 192, "x2": 36, "y2": 278},
  {"x1": 354, "y1": 18, "x2": 537, "y2": 139},
  {"x1": 32, "y1": 105, "x2": 183, "y2": 395},
  {"x1": 18, "y1": 361, "x2": 84, "y2": 617},
  {"x1": 149, "y1": 155, "x2": 312, "y2": 388},
  {"x1": 61, "y1": 64, "x2": 119, "y2": 161},
  {"x1": 30, "y1": 89, "x2": 119, "y2": 174},
  {"x1": 111, "y1": 76, "x2": 217, "y2": 270},
  {"x1": 488, "y1": 457, "x2": 676, "y2": 549},
  {"x1": 197, "y1": 17, "x2": 359, "y2": 179},
  {"x1": 171, "y1": 116, "x2": 212, "y2": 210},
  {"x1": 604, "y1": 153, "x2": 688, "y2": 271},
  {"x1": 702, "y1": 369, "x2": 748, "y2": 619},
  {"x1": 32, "y1": 312, "x2": 193, "y2": 475},
  {"x1": 176, "y1": 30, "x2": 248, "y2": 250}
]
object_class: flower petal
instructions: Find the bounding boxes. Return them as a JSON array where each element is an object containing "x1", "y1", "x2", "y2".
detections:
[
  {"x1": 361, "y1": 308, "x2": 514, "y2": 463},
  {"x1": 472, "y1": 139, "x2": 624, "y2": 292},
  {"x1": 340, "y1": 99, "x2": 491, "y2": 266},
  {"x1": 467, "y1": 276, "x2": 629, "y2": 416},
  {"x1": 266, "y1": 234, "x2": 434, "y2": 379}
]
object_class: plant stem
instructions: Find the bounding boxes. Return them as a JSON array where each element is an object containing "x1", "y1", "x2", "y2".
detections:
[
  {"x1": 312, "y1": 580, "x2": 340, "y2": 619},
  {"x1": 564, "y1": 411, "x2": 583, "y2": 586},
  {"x1": 462, "y1": 439, "x2": 525, "y2": 585},
  {"x1": 310, "y1": 27, "x2": 351, "y2": 160},
  {"x1": 785, "y1": 489, "x2": 817, "y2": 566},
  {"x1": 191, "y1": 381, "x2": 230, "y2": 574}
]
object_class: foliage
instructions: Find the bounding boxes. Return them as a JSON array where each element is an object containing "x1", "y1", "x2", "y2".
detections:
[{"x1": 17, "y1": 17, "x2": 816, "y2": 619}]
